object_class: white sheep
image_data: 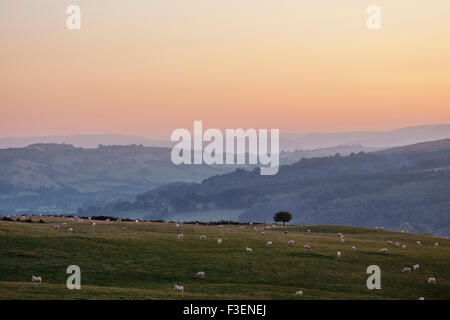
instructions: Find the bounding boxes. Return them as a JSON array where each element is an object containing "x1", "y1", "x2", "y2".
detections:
[
  {"x1": 246, "y1": 247, "x2": 253, "y2": 252},
  {"x1": 122, "y1": 227, "x2": 127, "y2": 231},
  {"x1": 177, "y1": 234, "x2": 183, "y2": 239},
  {"x1": 379, "y1": 248, "x2": 388, "y2": 253},
  {"x1": 351, "y1": 246, "x2": 356, "y2": 251},
  {"x1": 31, "y1": 275, "x2": 42, "y2": 283},
  {"x1": 416, "y1": 241, "x2": 421, "y2": 245},
  {"x1": 304, "y1": 244, "x2": 311, "y2": 249},
  {"x1": 261, "y1": 231, "x2": 265, "y2": 235},
  {"x1": 401, "y1": 244, "x2": 407, "y2": 249},
  {"x1": 62, "y1": 222, "x2": 67, "y2": 227},
  {"x1": 387, "y1": 240, "x2": 393, "y2": 245},
  {"x1": 337, "y1": 251, "x2": 341, "y2": 258},
  {"x1": 428, "y1": 277, "x2": 436, "y2": 285},
  {"x1": 173, "y1": 284, "x2": 184, "y2": 294},
  {"x1": 288, "y1": 240, "x2": 294, "y2": 245},
  {"x1": 200, "y1": 235, "x2": 207, "y2": 240},
  {"x1": 176, "y1": 223, "x2": 180, "y2": 228},
  {"x1": 68, "y1": 228, "x2": 74, "y2": 233},
  {"x1": 306, "y1": 229, "x2": 311, "y2": 232},
  {"x1": 418, "y1": 297, "x2": 424, "y2": 300},
  {"x1": 295, "y1": 290, "x2": 303, "y2": 296},
  {"x1": 52, "y1": 225, "x2": 60, "y2": 230},
  {"x1": 402, "y1": 267, "x2": 412, "y2": 273},
  {"x1": 218, "y1": 225, "x2": 223, "y2": 228},
  {"x1": 434, "y1": 242, "x2": 439, "y2": 246},
  {"x1": 395, "y1": 242, "x2": 400, "y2": 247},
  {"x1": 196, "y1": 271, "x2": 206, "y2": 279},
  {"x1": 217, "y1": 239, "x2": 223, "y2": 246},
  {"x1": 413, "y1": 264, "x2": 419, "y2": 271},
  {"x1": 340, "y1": 238, "x2": 345, "y2": 245},
  {"x1": 266, "y1": 241, "x2": 273, "y2": 246},
  {"x1": 135, "y1": 219, "x2": 139, "y2": 223}
]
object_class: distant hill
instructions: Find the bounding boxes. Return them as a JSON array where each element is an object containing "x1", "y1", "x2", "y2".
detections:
[
  {"x1": 82, "y1": 139, "x2": 450, "y2": 236},
  {"x1": 2, "y1": 124, "x2": 450, "y2": 151},
  {"x1": 281, "y1": 124, "x2": 450, "y2": 150},
  {"x1": 377, "y1": 138, "x2": 450, "y2": 154}
]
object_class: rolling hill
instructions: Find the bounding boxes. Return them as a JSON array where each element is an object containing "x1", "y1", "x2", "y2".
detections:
[{"x1": 82, "y1": 139, "x2": 450, "y2": 236}]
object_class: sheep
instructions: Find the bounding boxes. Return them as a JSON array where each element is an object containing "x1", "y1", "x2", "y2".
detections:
[
  {"x1": 68, "y1": 228, "x2": 74, "y2": 233},
  {"x1": 266, "y1": 241, "x2": 273, "y2": 246},
  {"x1": 304, "y1": 244, "x2": 311, "y2": 249},
  {"x1": 340, "y1": 238, "x2": 345, "y2": 245},
  {"x1": 117, "y1": 218, "x2": 122, "y2": 222},
  {"x1": 416, "y1": 241, "x2": 421, "y2": 245},
  {"x1": 418, "y1": 297, "x2": 424, "y2": 300},
  {"x1": 306, "y1": 229, "x2": 311, "y2": 232},
  {"x1": 218, "y1": 225, "x2": 223, "y2": 228},
  {"x1": 173, "y1": 284, "x2": 184, "y2": 294},
  {"x1": 91, "y1": 222, "x2": 96, "y2": 226},
  {"x1": 402, "y1": 267, "x2": 412, "y2": 273},
  {"x1": 69, "y1": 218, "x2": 74, "y2": 222},
  {"x1": 31, "y1": 275, "x2": 42, "y2": 283},
  {"x1": 62, "y1": 222, "x2": 67, "y2": 227},
  {"x1": 176, "y1": 223, "x2": 180, "y2": 228},
  {"x1": 261, "y1": 231, "x2": 265, "y2": 235},
  {"x1": 387, "y1": 240, "x2": 393, "y2": 245},
  {"x1": 52, "y1": 225, "x2": 60, "y2": 230},
  {"x1": 428, "y1": 277, "x2": 436, "y2": 285},
  {"x1": 337, "y1": 233, "x2": 343, "y2": 237},
  {"x1": 106, "y1": 218, "x2": 110, "y2": 222},
  {"x1": 379, "y1": 248, "x2": 388, "y2": 253},
  {"x1": 122, "y1": 227, "x2": 127, "y2": 232},
  {"x1": 284, "y1": 230, "x2": 288, "y2": 234},
  {"x1": 200, "y1": 235, "x2": 207, "y2": 240},
  {"x1": 288, "y1": 240, "x2": 294, "y2": 245},
  {"x1": 337, "y1": 251, "x2": 341, "y2": 258},
  {"x1": 295, "y1": 290, "x2": 303, "y2": 296},
  {"x1": 77, "y1": 219, "x2": 82, "y2": 224},
  {"x1": 401, "y1": 244, "x2": 407, "y2": 249},
  {"x1": 217, "y1": 239, "x2": 223, "y2": 246},
  {"x1": 177, "y1": 234, "x2": 183, "y2": 239},
  {"x1": 196, "y1": 271, "x2": 206, "y2": 279},
  {"x1": 434, "y1": 242, "x2": 439, "y2": 246},
  {"x1": 413, "y1": 264, "x2": 419, "y2": 271},
  {"x1": 246, "y1": 247, "x2": 253, "y2": 252},
  {"x1": 351, "y1": 246, "x2": 356, "y2": 251},
  {"x1": 395, "y1": 242, "x2": 400, "y2": 247},
  {"x1": 135, "y1": 219, "x2": 139, "y2": 223}
]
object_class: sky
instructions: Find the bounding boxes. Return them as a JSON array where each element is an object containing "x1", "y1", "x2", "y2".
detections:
[{"x1": 1, "y1": 0, "x2": 450, "y2": 139}]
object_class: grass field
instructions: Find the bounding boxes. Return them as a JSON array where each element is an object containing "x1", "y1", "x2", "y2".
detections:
[{"x1": 0, "y1": 217, "x2": 449, "y2": 300}]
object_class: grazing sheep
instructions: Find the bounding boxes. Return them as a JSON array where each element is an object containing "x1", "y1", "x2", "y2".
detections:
[
  {"x1": 177, "y1": 234, "x2": 183, "y2": 239},
  {"x1": 402, "y1": 267, "x2": 412, "y2": 273},
  {"x1": 106, "y1": 218, "x2": 110, "y2": 222},
  {"x1": 401, "y1": 244, "x2": 407, "y2": 249},
  {"x1": 340, "y1": 238, "x2": 345, "y2": 244},
  {"x1": 196, "y1": 271, "x2": 206, "y2": 279},
  {"x1": 413, "y1": 264, "x2": 419, "y2": 271},
  {"x1": 122, "y1": 227, "x2": 127, "y2": 232},
  {"x1": 304, "y1": 244, "x2": 311, "y2": 249},
  {"x1": 351, "y1": 246, "x2": 356, "y2": 251},
  {"x1": 288, "y1": 240, "x2": 294, "y2": 245},
  {"x1": 261, "y1": 231, "x2": 265, "y2": 235},
  {"x1": 173, "y1": 284, "x2": 184, "y2": 294},
  {"x1": 295, "y1": 290, "x2": 303, "y2": 296},
  {"x1": 434, "y1": 242, "x2": 439, "y2": 246},
  {"x1": 31, "y1": 275, "x2": 42, "y2": 283},
  {"x1": 337, "y1": 251, "x2": 341, "y2": 258},
  {"x1": 217, "y1": 239, "x2": 223, "y2": 246},
  {"x1": 428, "y1": 277, "x2": 436, "y2": 285},
  {"x1": 135, "y1": 219, "x2": 139, "y2": 223},
  {"x1": 306, "y1": 229, "x2": 311, "y2": 232},
  {"x1": 68, "y1": 228, "x2": 74, "y2": 233},
  {"x1": 266, "y1": 241, "x2": 273, "y2": 246},
  {"x1": 91, "y1": 222, "x2": 96, "y2": 226},
  {"x1": 284, "y1": 230, "x2": 288, "y2": 234},
  {"x1": 395, "y1": 242, "x2": 400, "y2": 247},
  {"x1": 246, "y1": 247, "x2": 253, "y2": 252},
  {"x1": 379, "y1": 248, "x2": 388, "y2": 253},
  {"x1": 176, "y1": 223, "x2": 180, "y2": 228},
  {"x1": 418, "y1": 297, "x2": 424, "y2": 300},
  {"x1": 379, "y1": 227, "x2": 384, "y2": 230},
  {"x1": 52, "y1": 225, "x2": 60, "y2": 230},
  {"x1": 253, "y1": 227, "x2": 257, "y2": 231},
  {"x1": 416, "y1": 241, "x2": 421, "y2": 245},
  {"x1": 62, "y1": 222, "x2": 67, "y2": 227},
  {"x1": 77, "y1": 219, "x2": 82, "y2": 224},
  {"x1": 337, "y1": 233, "x2": 343, "y2": 237},
  {"x1": 200, "y1": 235, "x2": 207, "y2": 240},
  {"x1": 218, "y1": 225, "x2": 223, "y2": 228},
  {"x1": 387, "y1": 240, "x2": 393, "y2": 245}
]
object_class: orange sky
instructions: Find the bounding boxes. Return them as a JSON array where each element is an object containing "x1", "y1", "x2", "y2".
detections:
[{"x1": 1, "y1": 0, "x2": 450, "y2": 138}]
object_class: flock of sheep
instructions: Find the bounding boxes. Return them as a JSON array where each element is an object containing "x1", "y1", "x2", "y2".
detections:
[{"x1": 19, "y1": 215, "x2": 442, "y2": 299}]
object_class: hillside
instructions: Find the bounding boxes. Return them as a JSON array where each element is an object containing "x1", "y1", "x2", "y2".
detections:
[
  {"x1": 83, "y1": 139, "x2": 450, "y2": 236},
  {"x1": 0, "y1": 144, "x2": 231, "y2": 212},
  {"x1": 0, "y1": 218, "x2": 448, "y2": 300}
]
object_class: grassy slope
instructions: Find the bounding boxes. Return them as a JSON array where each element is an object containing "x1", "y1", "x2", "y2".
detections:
[{"x1": 0, "y1": 218, "x2": 449, "y2": 300}]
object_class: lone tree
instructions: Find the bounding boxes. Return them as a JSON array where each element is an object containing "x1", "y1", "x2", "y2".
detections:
[{"x1": 274, "y1": 211, "x2": 292, "y2": 226}]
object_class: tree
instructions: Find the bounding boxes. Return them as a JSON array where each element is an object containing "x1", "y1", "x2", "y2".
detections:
[{"x1": 274, "y1": 211, "x2": 292, "y2": 226}]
